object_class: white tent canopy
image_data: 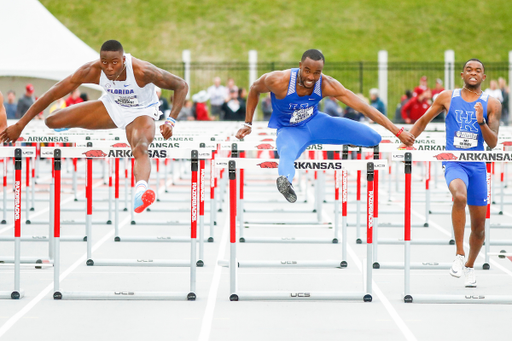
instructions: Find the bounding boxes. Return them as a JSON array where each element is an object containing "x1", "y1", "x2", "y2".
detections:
[{"x1": 0, "y1": 0, "x2": 99, "y2": 81}]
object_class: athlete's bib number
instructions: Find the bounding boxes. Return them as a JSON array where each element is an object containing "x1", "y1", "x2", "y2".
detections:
[
  {"x1": 454, "y1": 131, "x2": 478, "y2": 149},
  {"x1": 290, "y1": 107, "x2": 313, "y2": 124},
  {"x1": 114, "y1": 95, "x2": 139, "y2": 107}
]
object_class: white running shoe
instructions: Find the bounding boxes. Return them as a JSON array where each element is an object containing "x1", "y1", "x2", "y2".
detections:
[
  {"x1": 449, "y1": 254, "x2": 465, "y2": 278},
  {"x1": 464, "y1": 267, "x2": 477, "y2": 288}
]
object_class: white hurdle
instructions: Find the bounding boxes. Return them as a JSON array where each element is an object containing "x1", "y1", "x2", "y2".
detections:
[
  {"x1": 0, "y1": 147, "x2": 36, "y2": 299},
  {"x1": 50, "y1": 148, "x2": 199, "y2": 300},
  {"x1": 395, "y1": 150, "x2": 512, "y2": 304},
  {"x1": 217, "y1": 157, "x2": 383, "y2": 301}
]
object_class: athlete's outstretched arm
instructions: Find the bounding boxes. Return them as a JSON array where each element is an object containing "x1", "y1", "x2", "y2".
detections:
[
  {"x1": 0, "y1": 62, "x2": 98, "y2": 143},
  {"x1": 0, "y1": 92, "x2": 7, "y2": 132},
  {"x1": 477, "y1": 97, "x2": 501, "y2": 148},
  {"x1": 140, "y1": 62, "x2": 188, "y2": 140},
  {"x1": 235, "y1": 72, "x2": 273, "y2": 140},
  {"x1": 323, "y1": 76, "x2": 415, "y2": 146},
  {"x1": 408, "y1": 90, "x2": 450, "y2": 140}
]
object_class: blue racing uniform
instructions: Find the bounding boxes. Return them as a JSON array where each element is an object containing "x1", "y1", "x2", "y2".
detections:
[
  {"x1": 443, "y1": 89, "x2": 489, "y2": 206},
  {"x1": 269, "y1": 68, "x2": 382, "y2": 182}
]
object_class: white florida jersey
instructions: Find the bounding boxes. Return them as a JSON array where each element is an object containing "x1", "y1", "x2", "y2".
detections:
[{"x1": 99, "y1": 53, "x2": 159, "y2": 109}]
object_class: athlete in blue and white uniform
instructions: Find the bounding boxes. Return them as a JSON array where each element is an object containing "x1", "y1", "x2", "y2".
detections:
[
  {"x1": 406, "y1": 59, "x2": 501, "y2": 288},
  {"x1": 236, "y1": 49, "x2": 415, "y2": 202},
  {"x1": 0, "y1": 40, "x2": 188, "y2": 213}
]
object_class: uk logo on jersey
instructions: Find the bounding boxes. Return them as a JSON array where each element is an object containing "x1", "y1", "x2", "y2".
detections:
[{"x1": 455, "y1": 110, "x2": 478, "y2": 132}]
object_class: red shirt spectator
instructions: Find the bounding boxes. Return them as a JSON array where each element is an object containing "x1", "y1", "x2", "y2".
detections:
[
  {"x1": 413, "y1": 76, "x2": 429, "y2": 97},
  {"x1": 401, "y1": 89, "x2": 432, "y2": 123},
  {"x1": 65, "y1": 89, "x2": 83, "y2": 106},
  {"x1": 195, "y1": 102, "x2": 210, "y2": 121},
  {"x1": 431, "y1": 78, "x2": 445, "y2": 98}
]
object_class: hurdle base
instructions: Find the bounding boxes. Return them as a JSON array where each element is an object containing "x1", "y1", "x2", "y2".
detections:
[
  {"x1": 238, "y1": 237, "x2": 341, "y2": 244},
  {"x1": 406, "y1": 294, "x2": 512, "y2": 304},
  {"x1": 86, "y1": 259, "x2": 191, "y2": 267},
  {"x1": 218, "y1": 259, "x2": 347, "y2": 268},
  {"x1": 360, "y1": 238, "x2": 455, "y2": 245},
  {"x1": 230, "y1": 291, "x2": 369, "y2": 301},
  {"x1": 0, "y1": 257, "x2": 52, "y2": 264},
  {"x1": 114, "y1": 236, "x2": 208, "y2": 243},
  {"x1": 54, "y1": 291, "x2": 193, "y2": 300},
  {"x1": 376, "y1": 261, "x2": 488, "y2": 270},
  {"x1": 0, "y1": 290, "x2": 25, "y2": 299}
]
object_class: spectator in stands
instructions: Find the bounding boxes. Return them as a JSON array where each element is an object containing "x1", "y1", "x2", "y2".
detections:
[
  {"x1": 343, "y1": 94, "x2": 367, "y2": 122},
  {"x1": 65, "y1": 88, "x2": 83, "y2": 107},
  {"x1": 207, "y1": 77, "x2": 226, "y2": 120},
  {"x1": 413, "y1": 76, "x2": 429, "y2": 96},
  {"x1": 225, "y1": 78, "x2": 238, "y2": 99},
  {"x1": 177, "y1": 100, "x2": 195, "y2": 121},
  {"x1": 192, "y1": 90, "x2": 211, "y2": 121},
  {"x1": 401, "y1": 88, "x2": 432, "y2": 124},
  {"x1": 261, "y1": 93, "x2": 272, "y2": 120},
  {"x1": 485, "y1": 80, "x2": 503, "y2": 103},
  {"x1": 431, "y1": 78, "x2": 445, "y2": 97},
  {"x1": 324, "y1": 96, "x2": 342, "y2": 117},
  {"x1": 369, "y1": 88, "x2": 386, "y2": 115},
  {"x1": 16, "y1": 84, "x2": 35, "y2": 118},
  {"x1": 155, "y1": 86, "x2": 170, "y2": 120},
  {"x1": 499, "y1": 77, "x2": 509, "y2": 125},
  {"x1": 80, "y1": 92, "x2": 89, "y2": 102},
  {"x1": 394, "y1": 89, "x2": 412, "y2": 123},
  {"x1": 4, "y1": 90, "x2": 17, "y2": 119},
  {"x1": 222, "y1": 88, "x2": 245, "y2": 121}
]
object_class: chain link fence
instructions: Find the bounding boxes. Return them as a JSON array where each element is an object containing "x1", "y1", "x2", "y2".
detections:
[{"x1": 153, "y1": 61, "x2": 509, "y2": 121}]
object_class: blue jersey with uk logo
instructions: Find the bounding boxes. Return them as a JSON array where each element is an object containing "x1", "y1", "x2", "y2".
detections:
[
  {"x1": 445, "y1": 89, "x2": 489, "y2": 152},
  {"x1": 268, "y1": 68, "x2": 322, "y2": 129}
]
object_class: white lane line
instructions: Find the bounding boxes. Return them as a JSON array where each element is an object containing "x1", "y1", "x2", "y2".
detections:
[
  {"x1": 0, "y1": 215, "x2": 131, "y2": 339},
  {"x1": 197, "y1": 215, "x2": 229, "y2": 341},
  {"x1": 0, "y1": 180, "x2": 103, "y2": 234},
  {"x1": 346, "y1": 243, "x2": 418, "y2": 341}
]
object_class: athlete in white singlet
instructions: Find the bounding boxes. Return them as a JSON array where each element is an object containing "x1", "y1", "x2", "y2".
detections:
[{"x1": 0, "y1": 40, "x2": 188, "y2": 213}]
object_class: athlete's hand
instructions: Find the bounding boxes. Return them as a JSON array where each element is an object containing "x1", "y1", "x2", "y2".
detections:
[
  {"x1": 235, "y1": 126, "x2": 252, "y2": 140},
  {"x1": 160, "y1": 123, "x2": 173, "y2": 140},
  {"x1": 397, "y1": 130, "x2": 415, "y2": 147},
  {"x1": 0, "y1": 123, "x2": 24, "y2": 144},
  {"x1": 475, "y1": 102, "x2": 484, "y2": 124}
]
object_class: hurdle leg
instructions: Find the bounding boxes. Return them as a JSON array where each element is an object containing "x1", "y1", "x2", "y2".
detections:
[
  {"x1": 365, "y1": 162, "x2": 374, "y2": 302},
  {"x1": 425, "y1": 161, "x2": 431, "y2": 227},
  {"x1": 500, "y1": 162, "x2": 504, "y2": 214},
  {"x1": 334, "y1": 171, "x2": 340, "y2": 242},
  {"x1": 228, "y1": 161, "x2": 238, "y2": 301},
  {"x1": 25, "y1": 157, "x2": 30, "y2": 223},
  {"x1": 197, "y1": 159, "x2": 206, "y2": 266},
  {"x1": 130, "y1": 158, "x2": 135, "y2": 224},
  {"x1": 31, "y1": 156, "x2": 35, "y2": 211},
  {"x1": 403, "y1": 153, "x2": 412, "y2": 302},
  {"x1": 155, "y1": 159, "x2": 160, "y2": 201},
  {"x1": 53, "y1": 150, "x2": 62, "y2": 299},
  {"x1": 209, "y1": 153, "x2": 216, "y2": 242},
  {"x1": 124, "y1": 158, "x2": 129, "y2": 211},
  {"x1": 114, "y1": 158, "x2": 120, "y2": 239},
  {"x1": 48, "y1": 162, "x2": 55, "y2": 260},
  {"x1": 107, "y1": 158, "x2": 113, "y2": 224},
  {"x1": 86, "y1": 158, "x2": 93, "y2": 259},
  {"x1": 356, "y1": 163, "x2": 362, "y2": 243},
  {"x1": 2, "y1": 158, "x2": 7, "y2": 224},
  {"x1": 72, "y1": 158, "x2": 77, "y2": 201},
  {"x1": 13, "y1": 149, "x2": 23, "y2": 299},
  {"x1": 189, "y1": 151, "x2": 199, "y2": 300},
  {"x1": 164, "y1": 158, "x2": 169, "y2": 192},
  {"x1": 484, "y1": 162, "x2": 492, "y2": 269}
]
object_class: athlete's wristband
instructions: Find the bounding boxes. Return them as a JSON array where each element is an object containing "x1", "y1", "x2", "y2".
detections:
[
  {"x1": 243, "y1": 122, "x2": 252, "y2": 129},
  {"x1": 165, "y1": 117, "x2": 176, "y2": 129},
  {"x1": 395, "y1": 127, "x2": 404, "y2": 137}
]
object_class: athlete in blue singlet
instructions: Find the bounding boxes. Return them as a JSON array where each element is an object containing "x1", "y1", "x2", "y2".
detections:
[
  {"x1": 0, "y1": 40, "x2": 188, "y2": 213},
  {"x1": 405, "y1": 59, "x2": 501, "y2": 288},
  {"x1": 236, "y1": 49, "x2": 415, "y2": 202}
]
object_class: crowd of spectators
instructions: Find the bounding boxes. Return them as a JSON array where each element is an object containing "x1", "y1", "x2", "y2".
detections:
[{"x1": 3, "y1": 83, "x2": 90, "y2": 121}]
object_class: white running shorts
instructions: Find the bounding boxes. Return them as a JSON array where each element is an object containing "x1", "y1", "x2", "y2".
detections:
[{"x1": 100, "y1": 94, "x2": 159, "y2": 129}]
